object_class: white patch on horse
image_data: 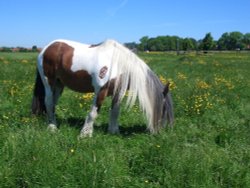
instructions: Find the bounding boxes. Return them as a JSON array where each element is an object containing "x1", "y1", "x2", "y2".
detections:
[{"x1": 62, "y1": 40, "x2": 113, "y2": 89}]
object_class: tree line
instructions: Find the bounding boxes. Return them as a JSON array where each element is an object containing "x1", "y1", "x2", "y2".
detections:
[
  {"x1": 1, "y1": 32, "x2": 250, "y2": 52},
  {"x1": 125, "y1": 31, "x2": 250, "y2": 51},
  {"x1": 0, "y1": 45, "x2": 40, "y2": 52}
]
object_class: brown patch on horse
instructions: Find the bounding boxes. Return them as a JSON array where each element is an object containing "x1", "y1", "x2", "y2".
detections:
[
  {"x1": 95, "y1": 78, "x2": 116, "y2": 111},
  {"x1": 42, "y1": 42, "x2": 94, "y2": 92},
  {"x1": 99, "y1": 66, "x2": 108, "y2": 79}
]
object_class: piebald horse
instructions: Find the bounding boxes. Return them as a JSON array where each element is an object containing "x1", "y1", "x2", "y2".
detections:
[{"x1": 32, "y1": 39, "x2": 174, "y2": 137}]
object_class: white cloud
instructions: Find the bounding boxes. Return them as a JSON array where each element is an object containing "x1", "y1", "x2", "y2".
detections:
[{"x1": 106, "y1": 0, "x2": 129, "y2": 17}]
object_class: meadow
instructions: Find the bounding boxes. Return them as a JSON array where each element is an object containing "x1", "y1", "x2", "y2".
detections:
[{"x1": 0, "y1": 51, "x2": 249, "y2": 187}]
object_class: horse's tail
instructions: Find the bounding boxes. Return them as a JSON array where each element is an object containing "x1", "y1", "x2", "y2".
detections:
[
  {"x1": 166, "y1": 92, "x2": 174, "y2": 127},
  {"x1": 31, "y1": 69, "x2": 46, "y2": 115}
]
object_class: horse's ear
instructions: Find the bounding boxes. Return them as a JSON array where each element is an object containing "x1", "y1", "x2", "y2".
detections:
[{"x1": 163, "y1": 82, "x2": 170, "y2": 97}]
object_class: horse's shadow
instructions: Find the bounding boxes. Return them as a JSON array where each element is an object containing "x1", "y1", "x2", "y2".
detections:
[{"x1": 58, "y1": 117, "x2": 147, "y2": 136}]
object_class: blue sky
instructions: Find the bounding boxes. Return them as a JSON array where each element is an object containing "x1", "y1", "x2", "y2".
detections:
[{"x1": 1, "y1": 0, "x2": 250, "y2": 47}]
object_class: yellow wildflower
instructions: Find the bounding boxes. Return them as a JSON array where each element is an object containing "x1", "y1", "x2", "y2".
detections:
[
  {"x1": 159, "y1": 75, "x2": 167, "y2": 84},
  {"x1": 198, "y1": 59, "x2": 206, "y2": 65},
  {"x1": 82, "y1": 93, "x2": 94, "y2": 100},
  {"x1": 177, "y1": 72, "x2": 187, "y2": 80},
  {"x1": 21, "y1": 59, "x2": 28, "y2": 64},
  {"x1": 168, "y1": 78, "x2": 177, "y2": 90},
  {"x1": 196, "y1": 79, "x2": 210, "y2": 89}
]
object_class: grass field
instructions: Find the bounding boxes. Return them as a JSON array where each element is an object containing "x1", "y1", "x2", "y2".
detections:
[{"x1": 0, "y1": 51, "x2": 250, "y2": 187}]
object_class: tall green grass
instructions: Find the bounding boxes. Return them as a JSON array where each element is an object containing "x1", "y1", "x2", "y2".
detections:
[{"x1": 0, "y1": 51, "x2": 249, "y2": 187}]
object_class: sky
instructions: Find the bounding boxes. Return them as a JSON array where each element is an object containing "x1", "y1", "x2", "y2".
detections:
[{"x1": 1, "y1": 0, "x2": 250, "y2": 47}]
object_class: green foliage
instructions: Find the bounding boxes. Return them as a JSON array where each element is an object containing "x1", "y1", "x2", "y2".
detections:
[
  {"x1": 0, "y1": 52, "x2": 250, "y2": 187},
  {"x1": 199, "y1": 32, "x2": 215, "y2": 51},
  {"x1": 243, "y1": 33, "x2": 250, "y2": 47},
  {"x1": 138, "y1": 32, "x2": 250, "y2": 51},
  {"x1": 218, "y1": 32, "x2": 245, "y2": 50},
  {"x1": 0, "y1": 47, "x2": 12, "y2": 52},
  {"x1": 138, "y1": 36, "x2": 149, "y2": 51},
  {"x1": 138, "y1": 35, "x2": 196, "y2": 51}
]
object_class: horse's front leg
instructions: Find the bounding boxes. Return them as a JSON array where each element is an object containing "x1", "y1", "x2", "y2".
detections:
[
  {"x1": 108, "y1": 96, "x2": 120, "y2": 134},
  {"x1": 80, "y1": 86, "x2": 108, "y2": 138},
  {"x1": 80, "y1": 104, "x2": 98, "y2": 137}
]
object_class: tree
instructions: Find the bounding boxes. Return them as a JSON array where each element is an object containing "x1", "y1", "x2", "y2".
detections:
[
  {"x1": 32, "y1": 45, "x2": 38, "y2": 52},
  {"x1": 138, "y1": 36, "x2": 149, "y2": 51},
  {"x1": 0, "y1": 47, "x2": 12, "y2": 52},
  {"x1": 218, "y1": 32, "x2": 244, "y2": 50},
  {"x1": 171, "y1": 36, "x2": 180, "y2": 51},
  {"x1": 182, "y1": 38, "x2": 196, "y2": 51},
  {"x1": 228, "y1": 32, "x2": 244, "y2": 50},
  {"x1": 136, "y1": 32, "x2": 248, "y2": 52},
  {"x1": 243, "y1": 33, "x2": 250, "y2": 49},
  {"x1": 156, "y1": 36, "x2": 167, "y2": 51},
  {"x1": 147, "y1": 38, "x2": 158, "y2": 51},
  {"x1": 200, "y1": 33, "x2": 215, "y2": 51},
  {"x1": 137, "y1": 35, "x2": 198, "y2": 51},
  {"x1": 218, "y1": 32, "x2": 229, "y2": 50}
]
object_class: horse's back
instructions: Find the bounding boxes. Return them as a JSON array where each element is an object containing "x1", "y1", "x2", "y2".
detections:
[{"x1": 39, "y1": 40, "x2": 96, "y2": 92}]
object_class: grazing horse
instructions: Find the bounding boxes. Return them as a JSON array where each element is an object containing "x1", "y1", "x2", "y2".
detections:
[{"x1": 31, "y1": 39, "x2": 174, "y2": 137}]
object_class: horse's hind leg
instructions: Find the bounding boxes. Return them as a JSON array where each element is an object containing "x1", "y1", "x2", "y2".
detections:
[
  {"x1": 45, "y1": 86, "x2": 57, "y2": 131},
  {"x1": 53, "y1": 80, "x2": 64, "y2": 105},
  {"x1": 43, "y1": 80, "x2": 63, "y2": 132}
]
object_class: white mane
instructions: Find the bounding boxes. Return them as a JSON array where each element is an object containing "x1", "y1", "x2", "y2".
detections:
[{"x1": 99, "y1": 39, "x2": 163, "y2": 132}]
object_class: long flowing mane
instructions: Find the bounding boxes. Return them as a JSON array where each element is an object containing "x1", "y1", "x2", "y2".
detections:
[{"x1": 100, "y1": 40, "x2": 165, "y2": 132}]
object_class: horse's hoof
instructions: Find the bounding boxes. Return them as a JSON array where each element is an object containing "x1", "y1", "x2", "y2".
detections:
[
  {"x1": 79, "y1": 126, "x2": 93, "y2": 139},
  {"x1": 78, "y1": 132, "x2": 92, "y2": 139},
  {"x1": 108, "y1": 127, "x2": 120, "y2": 134},
  {"x1": 48, "y1": 124, "x2": 58, "y2": 132}
]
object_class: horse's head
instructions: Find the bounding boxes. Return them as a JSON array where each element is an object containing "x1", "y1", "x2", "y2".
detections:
[{"x1": 161, "y1": 82, "x2": 174, "y2": 127}]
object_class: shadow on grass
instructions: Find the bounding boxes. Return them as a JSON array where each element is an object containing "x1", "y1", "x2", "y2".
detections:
[{"x1": 60, "y1": 117, "x2": 147, "y2": 137}]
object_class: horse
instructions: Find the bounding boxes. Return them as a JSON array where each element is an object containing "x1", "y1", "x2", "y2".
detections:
[{"x1": 31, "y1": 39, "x2": 174, "y2": 137}]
